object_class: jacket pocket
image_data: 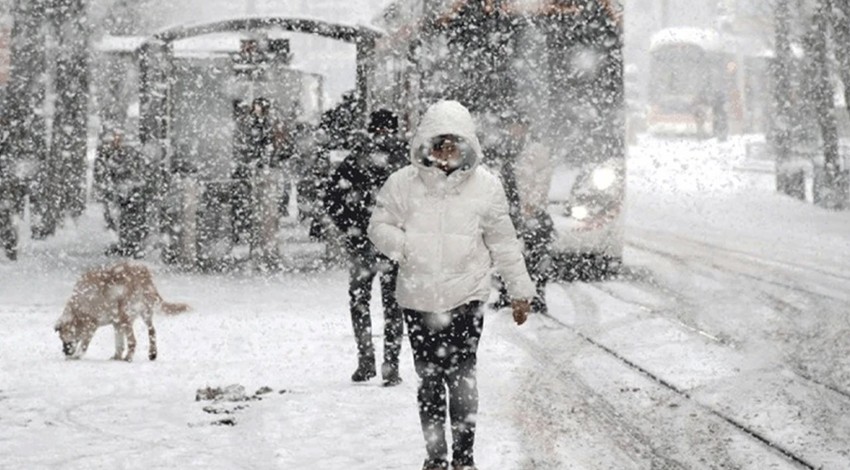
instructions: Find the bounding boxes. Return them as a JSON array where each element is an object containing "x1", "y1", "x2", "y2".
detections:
[
  {"x1": 403, "y1": 233, "x2": 433, "y2": 273},
  {"x1": 442, "y1": 234, "x2": 478, "y2": 274}
]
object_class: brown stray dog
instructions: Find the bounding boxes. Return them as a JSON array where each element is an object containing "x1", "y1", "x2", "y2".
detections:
[{"x1": 54, "y1": 262, "x2": 190, "y2": 361}]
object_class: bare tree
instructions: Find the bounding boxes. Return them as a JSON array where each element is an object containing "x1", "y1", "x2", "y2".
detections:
[
  {"x1": 772, "y1": 0, "x2": 804, "y2": 198},
  {"x1": 3, "y1": 0, "x2": 51, "y2": 236},
  {"x1": 3, "y1": 0, "x2": 92, "y2": 238},
  {"x1": 807, "y1": 0, "x2": 843, "y2": 208},
  {"x1": 832, "y1": 0, "x2": 850, "y2": 118},
  {"x1": 49, "y1": 0, "x2": 90, "y2": 219},
  {"x1": 830, "y1": 0, "x2": 850, "y2": 207}
]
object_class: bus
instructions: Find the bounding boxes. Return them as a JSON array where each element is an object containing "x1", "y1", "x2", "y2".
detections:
[
  {"x1": 370, "y1": 0, "x2": 625, "y2": 278},
  {"x1": 647, "y1": 27, "x2": 738, "y2": 138}
]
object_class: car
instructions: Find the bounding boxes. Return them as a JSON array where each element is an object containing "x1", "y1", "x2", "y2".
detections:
[{"x1": 548, "y1": 156, "x2": 625, "y2": 281}]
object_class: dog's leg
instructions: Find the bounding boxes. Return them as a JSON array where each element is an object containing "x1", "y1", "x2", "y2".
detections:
[
  {"x1": 111, "y1": 322, "x2": 125, "y2": 360},
  {"x1": 117, "y1": 302, "x2": 136, "y2": 362},
  {"x1": 122, "y1": 320, "x2": 136, "y2": 362},
  {"x1": 144, "y1": 314, "x2": 157, "y2": 361},
  {"x1": 76, "y1": 323, "x2": 96, "y2": 359},
  {"x1": 77, "y1": 334, "x2": 93, "y2": 358}
]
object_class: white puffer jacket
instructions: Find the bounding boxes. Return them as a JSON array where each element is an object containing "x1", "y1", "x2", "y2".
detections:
[{"x1": 368, "y1": 100, "x2": 536, "y2": 313}]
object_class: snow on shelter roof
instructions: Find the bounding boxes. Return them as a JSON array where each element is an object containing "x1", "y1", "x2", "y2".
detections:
[
  {"x1": 95, "y1": 35, "x2": 148, "y2": 53},
  {"x1": 95, "y1": 15, "x2": 384, "y2": 55},
  {"x1": 134, "y1": 1, "x2": 387, "y2": 32},
  {"x1": 96, "y1": 33, "x2": 254, "y2": 58},
  {"x1": 150, "y1": 15, "x2": 383, "y2": 45},
  {"x1": 649, "y1": 27, "x2": 723, "y2": 53}
]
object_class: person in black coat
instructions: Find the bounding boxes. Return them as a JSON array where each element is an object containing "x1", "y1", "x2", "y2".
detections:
[
  {"x1": 94, "y1": 129, "x2": 150, "y2": 258},
  {"x1": 324, "y1": 109, "x2": 409, "y2": 385},
  {"x1": 297, "y1": 127, "x2": 332, "y2": 241},
  {"x1": 0, "y1": 123, "x2": 23, "y2": 261},
  {"x1": 232, "y1": 97, "x2": 277, "y2": 246}
]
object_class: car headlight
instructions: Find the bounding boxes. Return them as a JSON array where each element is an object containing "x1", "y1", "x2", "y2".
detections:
[
  {"x1": 591, "y1": 167, "x2": 617, "y2": 191},
  {"x1": 570, "y1": 205, "x2": 589, "y2": 220}
]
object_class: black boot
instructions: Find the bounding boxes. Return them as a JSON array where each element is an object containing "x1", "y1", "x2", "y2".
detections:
[
  {"x1": 381, "y1": 362, "x2": 402, "y2": 387},
  {"x1": 351, "y1": 351, "x2": 376, "y2": 382},
  {"x1": 422, "y1": 459, "x2": 449, "y2": 470},
  {"x1": 351, "y1": 362, "x2": 376, "y2": 382}
]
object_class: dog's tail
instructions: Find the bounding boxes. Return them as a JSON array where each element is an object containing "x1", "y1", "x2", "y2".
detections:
[
  {"x1": 137, "y1": 267, "x2": 191, "y2": 315},
  {"x1": 159, "y1": 301, "x2": 191, "y2": 315}
]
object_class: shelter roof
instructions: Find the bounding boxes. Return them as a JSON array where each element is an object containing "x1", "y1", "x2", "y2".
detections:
[
  {"x1": 649, "y1": 27, "x2": 723, "y2": 53},
  {"x1": 95, "y1": 35, "x2": 148, "y2": 53},
  {"x1": 146, "y1": 15, "x2": 382, "y2": 48}
]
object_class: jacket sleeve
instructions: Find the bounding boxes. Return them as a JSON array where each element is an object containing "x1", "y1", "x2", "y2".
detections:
[
  {"x1": 481, "y1": 178, "x2": 537, "y2": 300},
  {"x1": 368, "y1": 173, "x2": 407, "y2": 261},
  {"x1": 323, "y1": 160, "x2": 353, "y2": 233}
]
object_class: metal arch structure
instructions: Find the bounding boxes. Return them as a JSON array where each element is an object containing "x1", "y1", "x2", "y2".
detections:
[
  {"x1": 133, "y1": 17, "x2": 382, "y2": 269},
  {"x1": 151, "y1": 17, "x2": 381, "y2": 44},
  {"x1": 138, "y1": 16, "x2": 383, "y2": 148}
]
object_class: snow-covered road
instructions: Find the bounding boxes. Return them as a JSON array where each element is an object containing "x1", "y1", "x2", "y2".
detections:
[{"x1": 1, "y1": 134, "x2": 849, "y2": 469}]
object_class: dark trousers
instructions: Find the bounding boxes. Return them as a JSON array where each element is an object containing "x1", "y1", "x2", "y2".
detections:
[
  {"x1": 349, "y1": 253, "x2": 402, "y2": 374},
  {"x1": 522, "y1": 211, "x2": 554, "y2": 311},
  {"x1": 405, "y1": 302, "x2": 484, "y2": 467},
  {"x1": 118, "y1": 190, "x2": 148, "y2": 257},
  {"x1": 0, "y1": 208, "x2": 17, "y2": 260},
  {"x1": 231, "y1": 177, "x2": 253, "y2": 245}
]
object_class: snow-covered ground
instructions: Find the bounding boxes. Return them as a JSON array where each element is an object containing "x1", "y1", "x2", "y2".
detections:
[{"x1": 2, "y1": 134, "x2": 849, "y2": 469}]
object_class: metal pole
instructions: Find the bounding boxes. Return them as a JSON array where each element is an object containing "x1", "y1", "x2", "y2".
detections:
[{"x1": 355, "y1": 36, "x2": 375, "y2": 132}]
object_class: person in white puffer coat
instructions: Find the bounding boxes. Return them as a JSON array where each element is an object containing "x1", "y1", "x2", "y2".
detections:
[{"x1": 368, "y1": 100, "x2": 535, "y2": 470}]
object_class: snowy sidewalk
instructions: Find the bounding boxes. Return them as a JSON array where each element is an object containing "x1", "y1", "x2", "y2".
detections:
[{"x1": 0, "y1": 213, "x2": 530, "y2": 469}]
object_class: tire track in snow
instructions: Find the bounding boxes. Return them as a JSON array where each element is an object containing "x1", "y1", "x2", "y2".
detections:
[
  {"x1": 582, "y1": 277, "x2": 850, "y2": 418},
  {"x1": 626, "y1": 232, "x2": 850, "y2": 304},
  {"x1": 589, "y1": 283, "x2": 730, "y2": 346},
  {"x1": 498, "y1": 315, "x2": 690, "y2": 470},
  {"x1": 622, "y1": 240, "x2": 850, "y2": 400},
  {"x1": 538, "y1": 282, "x2": 820, "y2": 470},
  {"x1": 758, "y1": 293, "x2": 850, "y2": 402}
]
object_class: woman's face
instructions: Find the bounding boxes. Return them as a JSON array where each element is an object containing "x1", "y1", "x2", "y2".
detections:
[{"x1": 430, "y1": 135, "x2": 462, "y2": 170}]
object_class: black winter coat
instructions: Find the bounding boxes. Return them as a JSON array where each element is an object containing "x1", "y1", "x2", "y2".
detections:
[
  {"x1": 0, "y1": 137, "x2": 25, "y2": 214},
  {"x1": 324, "y1": 134, "x2": 408, "y2": 255},
  {"x1": 93, "y1": 144, "x2": 149, "y2": 202}
]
